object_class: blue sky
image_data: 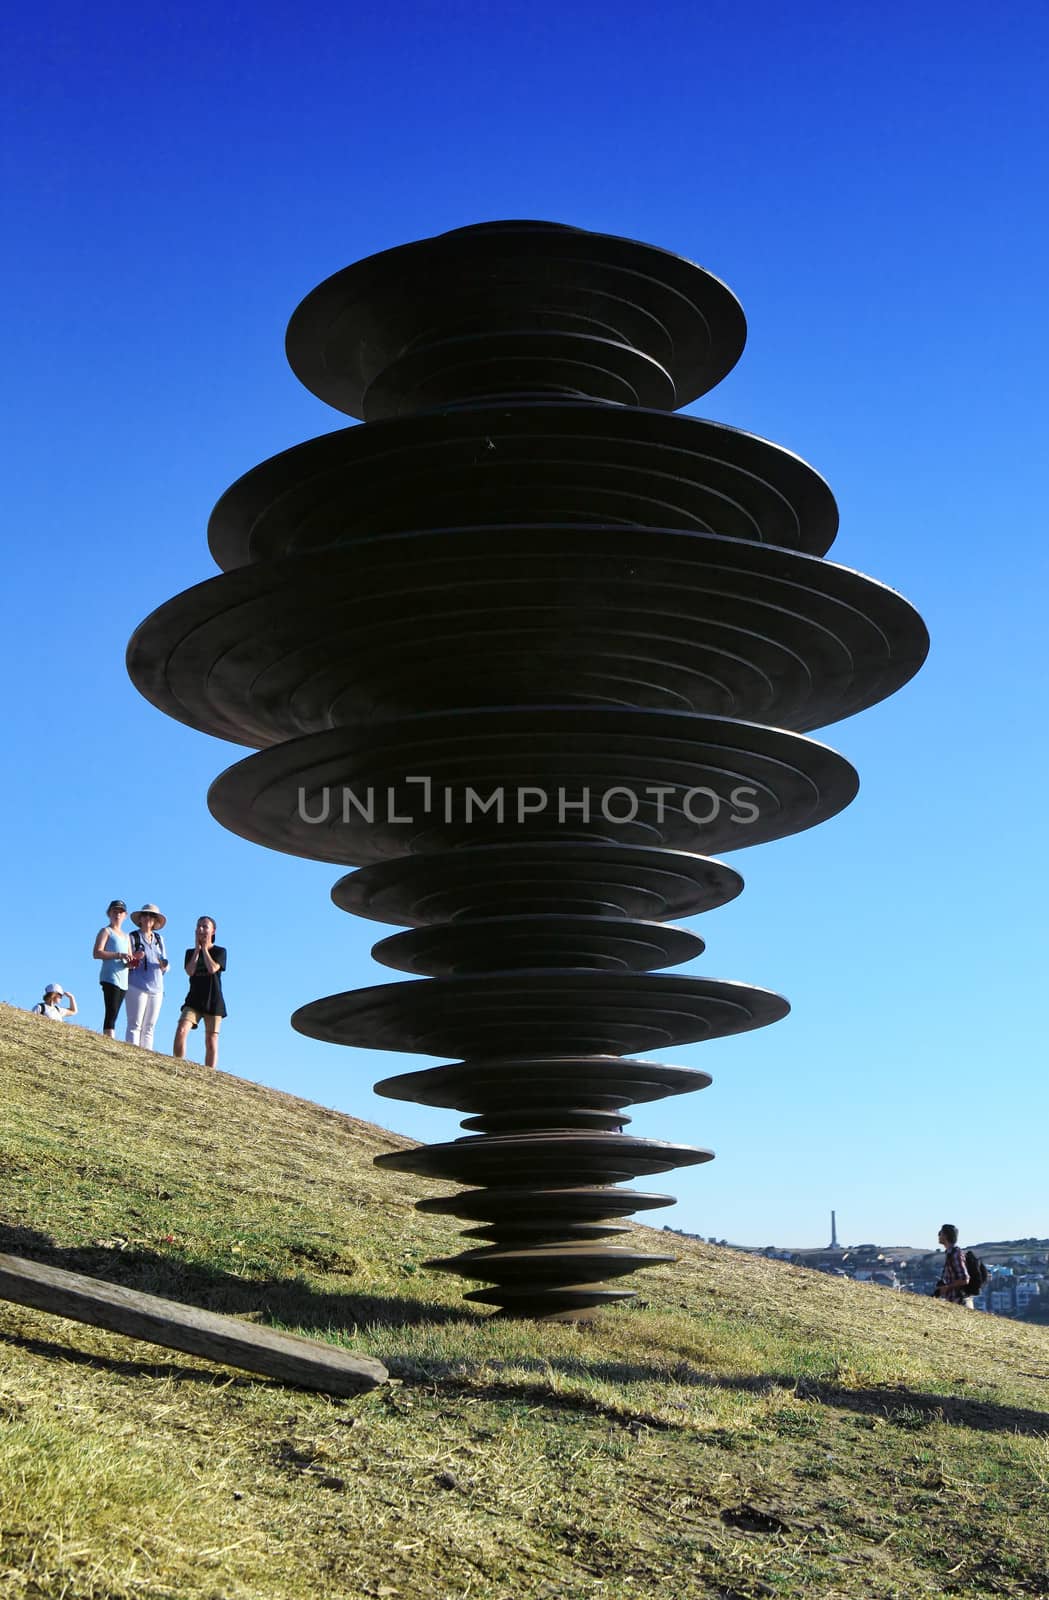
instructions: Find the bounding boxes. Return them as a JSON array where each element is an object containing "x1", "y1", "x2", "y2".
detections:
[{"x1": 3, "y1": 0, "x2": 1047, "y2": 1249}]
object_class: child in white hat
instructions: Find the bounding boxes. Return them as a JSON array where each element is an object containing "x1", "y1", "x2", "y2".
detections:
[{"x1": 33, "y1": 984, "x2": 78, "y2": 1021}]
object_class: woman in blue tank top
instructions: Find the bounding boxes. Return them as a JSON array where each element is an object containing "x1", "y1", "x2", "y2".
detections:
[{"x1": 92, "y1": 899, "x2": 132, "y2": 1036}]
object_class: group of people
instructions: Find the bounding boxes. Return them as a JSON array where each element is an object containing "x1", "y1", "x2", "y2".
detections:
[{"x1": 33, "y1": 899, "x2": 229, "y2": 1069}]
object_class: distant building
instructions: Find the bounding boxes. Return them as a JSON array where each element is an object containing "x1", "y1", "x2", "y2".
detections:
[
  {"x1": 1017, "y1": 1279, "x2": 1041, "y2": 1312},
  {"x1": 989, "y1": 1279, "x2": 1016, "y2": 1315}
]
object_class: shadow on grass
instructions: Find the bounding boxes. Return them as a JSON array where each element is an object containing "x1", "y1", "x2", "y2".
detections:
[
  {"x1": 769, "y1": 1373, "x2": 1049, "y2": 1438},
  {"x1": 385, "y1": 1353, "x2": 1049, "y2": 1439},
  {"x1": 0, "y1": 1225, "x2": 485, "y2": 1333},
  {"x1": 4, "y1": 1229, "x2": 1048, "y2": 1437},
  {"x1": 565, "y1": 1359, "x2": 1049, "y2": 1438},
  {"x1": 0, "y1": 1325, "x2": 255, "y2": 1386}
]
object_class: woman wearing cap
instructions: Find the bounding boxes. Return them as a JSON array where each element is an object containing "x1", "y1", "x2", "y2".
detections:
[
  {"x1": 125, "y1": 904, "x2": 170, "y2": 1051},
  {"x1": 172, "y1": 916, "x2": 227, "y2": 1070},
  {"x1": 32, "y1": 984, "x2": 78, "y2": 1021},
  {"x1": 93, "y1": 900, "x2": 132, "y2": 1037}
]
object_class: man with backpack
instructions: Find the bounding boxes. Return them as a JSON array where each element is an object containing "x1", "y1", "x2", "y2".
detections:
[{"x1": 934, "y1": 1223, "x2": 985, "y2": 1308}]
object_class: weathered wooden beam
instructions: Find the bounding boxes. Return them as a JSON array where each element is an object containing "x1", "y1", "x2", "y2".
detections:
[{"x1": 0, "y1": 1252, "x2": 388, "y2": 1395}]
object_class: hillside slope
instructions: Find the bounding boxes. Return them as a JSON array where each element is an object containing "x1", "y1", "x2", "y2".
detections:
[{"x1": 2, "y1": 1004, "x2": 1048, "y2": 1600}]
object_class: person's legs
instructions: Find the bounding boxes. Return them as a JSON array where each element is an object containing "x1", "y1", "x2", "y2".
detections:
[
  {"x1": 101, "y1": 982, "x2": 125, "y2": 1038},
  {"x1": 124, "y1": 986, "x2": 147, "y2": 1046},
  {"x1": 204, "y1": 1016, "x2": 221, "y2": 1070},
  {"x1": 140, "y1": 991, "x2": 163, "y2": 1051},
  {"x1": 172, "y1": 1011, "x2": 192, "y2": 1058}
]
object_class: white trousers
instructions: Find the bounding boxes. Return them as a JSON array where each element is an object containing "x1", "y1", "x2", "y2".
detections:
[{"x1": 125, "y1": 987, "x2": 163, "y2": 1050}]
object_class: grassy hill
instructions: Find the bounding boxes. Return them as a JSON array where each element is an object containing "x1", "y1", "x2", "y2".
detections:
[{"x1": 2, "y1": 1004, "x2": 1048, "y2": 1600}]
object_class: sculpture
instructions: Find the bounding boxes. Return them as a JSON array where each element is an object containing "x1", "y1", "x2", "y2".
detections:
[{"x1": 129, "y1": 222, "x2": 927, "y2": 1318}]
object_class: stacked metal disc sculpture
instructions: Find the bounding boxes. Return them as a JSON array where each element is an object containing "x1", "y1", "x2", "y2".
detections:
[{"x1": 128, "y1": 221, "x2": 927, "y2": 1319}]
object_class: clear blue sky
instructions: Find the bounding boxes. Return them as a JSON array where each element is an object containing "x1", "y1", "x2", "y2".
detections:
[{"x1": 3, "y1": 0, "x2": 1046, "y2": 1248}]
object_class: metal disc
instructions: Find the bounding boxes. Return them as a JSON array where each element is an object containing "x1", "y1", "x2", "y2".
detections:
[
  {"x1": 370, "y1": 914, "x2": 703, "y2": 975},
  {"x1": 293, "y1": 970, "x2": 788, "y2": 1056},
  {"x1": 207, "y1": 706, "x2": 859, "y2": 865},
  {"x1": 333, "y1": 843, "x2": 743, "y2": 928},
  {"x1": 206, "y1": 405, "x2": 837, "y2": 569},
  {"x1": 374, "y1": 1055, "x2": 712, "y2": 1111},
  {"x1": 284, "y1": 221, "x2": 747, "y2": 418},
  {"x1": 127, "y1": 529, "x2": 928, "y2": 747}
]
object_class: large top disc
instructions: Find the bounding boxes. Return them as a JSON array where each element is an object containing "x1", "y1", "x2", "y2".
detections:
[{"x1": 285, "y1": 221, "x2": 746, "y2": 419}]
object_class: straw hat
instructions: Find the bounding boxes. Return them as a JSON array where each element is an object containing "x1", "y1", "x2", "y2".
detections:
[{"x1": 130, "y1": 903, "x2": 167, "y2": 930}]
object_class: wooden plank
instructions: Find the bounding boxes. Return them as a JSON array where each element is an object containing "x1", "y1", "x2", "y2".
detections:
[{"x1": 0, "y1": 1251, "x2": 388, "y2": 1395}]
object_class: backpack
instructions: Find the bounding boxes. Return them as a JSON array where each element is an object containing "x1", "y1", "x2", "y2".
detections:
[
  {"x1": 131, "y1": 930, "x2": 166, "y2": 966},
  {"x1": 964, "y1": 1249, "x2": 988, "y2": 1295}
]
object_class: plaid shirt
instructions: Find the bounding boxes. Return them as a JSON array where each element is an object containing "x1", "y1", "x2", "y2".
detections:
[{"x1": 939, "y1": 1245, "x2": 970, "y2": 1303}]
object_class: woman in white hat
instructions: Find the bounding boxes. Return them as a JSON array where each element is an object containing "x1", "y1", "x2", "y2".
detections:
[
  {"x1": 32, "y1": 984, "x2": 78, "y2": 1021},
  {"x1": 125, "y1": 904, "x2": 170, "y2": 1050}
]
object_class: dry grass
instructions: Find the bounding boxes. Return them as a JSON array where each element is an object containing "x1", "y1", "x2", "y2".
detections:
[{"x1": 2, "y1": 1003, "x2": 1049, "y2": 1599}]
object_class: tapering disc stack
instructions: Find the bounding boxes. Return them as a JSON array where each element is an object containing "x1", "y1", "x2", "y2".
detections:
[{"x1": 129, "y1": 221, "x2": 927, "y2": 1318}]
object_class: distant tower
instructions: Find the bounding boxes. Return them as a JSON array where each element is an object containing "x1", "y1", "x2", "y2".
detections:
[{"x1": 830, "y1": 1210, "x2": 841, "y2": 1250}]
